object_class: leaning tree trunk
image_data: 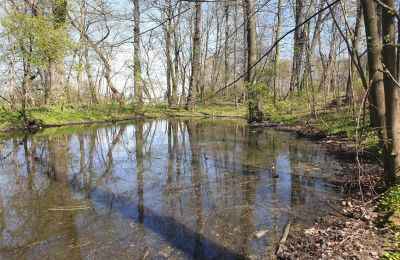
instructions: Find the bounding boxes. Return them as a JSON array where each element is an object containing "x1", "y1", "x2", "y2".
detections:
[{"x1": 186, "y1": 2, "x2": 201, "y2": 110}]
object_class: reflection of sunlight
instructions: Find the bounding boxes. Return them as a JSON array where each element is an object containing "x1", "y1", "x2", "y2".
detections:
[{"x1": 0, "y1": 119, "x2": 340, "y2": 259}]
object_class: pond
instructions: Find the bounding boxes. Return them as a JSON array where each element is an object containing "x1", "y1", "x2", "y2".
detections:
[{"x1": 0, "y1": 119, "x2": 341, "y2": 259}]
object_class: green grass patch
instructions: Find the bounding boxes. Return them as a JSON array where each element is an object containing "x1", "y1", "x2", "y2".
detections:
[
  {"x1": 381, "y1": 185, "x2": 400, "y2": 259},
  {"x1": 0, "y1": 104, "x2": 247, "y2": 131},
  {"x1": 382, "y1": 232, "x2": 400, "y2": 260},
  {"x1": 381, "y1": 185, "x2": 400, "y2": 223}
]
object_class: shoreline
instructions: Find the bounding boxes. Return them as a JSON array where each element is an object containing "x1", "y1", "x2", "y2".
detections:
[{"x1": 0, "y1": 113, "x2": 247, "y2": 134}]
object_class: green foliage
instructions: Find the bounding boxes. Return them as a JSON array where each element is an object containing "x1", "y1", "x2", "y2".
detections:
[
  {"x1": 2, "y1": 11, "x2": 68, "y2": 69},
  {"x1": 317, "y1": 111, "x2": 358, "y2": 138},
  {"x1": 246, "y1": 82, "x2": 268, "y2": 98},
  {"x1": 364, "y1": 131, "x2": 380, "y2": 154},
  {"x1": 380, "y1": 185, "x2": 400, "y2": 258},
  {"x1": 52, "y1": 0, "x2": 68, "y2": 28},
  {"x1": 0, "y1": 104, "x2": 247, "y2": 131},
  {"x1": 381, "y1": 185, "x2": 400, "y2": 217},
  {"x1": 382, "y1": 232, "x2": 400, "y2": 260}
]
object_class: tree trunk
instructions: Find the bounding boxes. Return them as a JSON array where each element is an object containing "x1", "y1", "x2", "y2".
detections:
[
  {"x1": 133, "y1": 0, "x2": 143, "y2": 105},
  {"x1": 382, "y1": 0, "x2": 400, "y2": 183},
  {"x1": 223, "y1": 3, "x2": 229, "y2": 98},
  {"x1": 186, "y1": 2, "x2": 201, "y2": 110},
  {"x1": 273, "y1": 0, "x2": 282, "y2": 106},
  {"x1": 49, "y1": 0, "x2": 67, "y2": 105},
  {"x1": 362, "y1": 0, "x2": 391, "y2": 183},
  {"x1": 245, "y1": 0, "x2": 263, "y2": 123},
  {"x1": 288, "y1": 0, "x2": 305, "y2": 95},
  {"x1": 345, "y1": 2, "x2": 362, "y2": 106}
]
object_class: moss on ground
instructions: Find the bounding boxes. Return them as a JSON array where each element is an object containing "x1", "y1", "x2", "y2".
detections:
[
  {"x1": 0, "y1": 104, "x2": 247, "y2": 130},
  {"x1": 381, "y1": 185, "x2": 400, "y2": 259}
]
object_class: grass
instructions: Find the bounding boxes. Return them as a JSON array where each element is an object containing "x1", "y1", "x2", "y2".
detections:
[
  {"x1": 381, "y1": 185, "x2": 400, "y2": 259},
  {"x1": 0, "y1": 103, "x2": 247, "y2": 130}
]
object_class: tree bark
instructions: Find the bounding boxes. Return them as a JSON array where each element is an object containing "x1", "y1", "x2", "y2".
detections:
[
  {"x1": 133, "y1": 0, "x2": 143, "y2": 105},
  {"x1": 244, "y1": 0, "x2": 263, "y2": 123},
  {"x1": 288, "y1": 0, "x2": 306, "y2": 95},
  {"x1": 186, "y1": 2, "x2": 201, "y2": 110},
  {"x1": 273, "y1": 0, "x2": 282, "y2": 106},
  {"x1": 362, "y1": 0, "x2": 392, "y2": 183},
  {"x1": 345, "y1": 2, "x2": 362, "y2": 106},
  {"x1": 382, "y1": 0, "x2": 400, "y2": 183},
  {"x1": 49, "y1": 0, "x2": 67, "y2": 105}
]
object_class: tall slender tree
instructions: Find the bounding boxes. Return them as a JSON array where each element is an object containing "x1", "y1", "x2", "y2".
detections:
[
  {"x1": 244, "y1": 0, "x2": 263, "y2": 123},
  {"x1": 186, "y1": 2, "x2": 201, "y2": 110},
  {"x1": 133, "y1": 0, "x2": 143, "y2": 105}
]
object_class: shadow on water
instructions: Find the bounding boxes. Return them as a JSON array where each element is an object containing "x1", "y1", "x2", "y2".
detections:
[{"x1": 90, "y1": 187, "x2": 245, "y2": 259}]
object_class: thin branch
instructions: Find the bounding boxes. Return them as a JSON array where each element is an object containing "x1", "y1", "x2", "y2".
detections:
[{"x1": 199, "y1": 0, "x2": 342, "y2": 102}]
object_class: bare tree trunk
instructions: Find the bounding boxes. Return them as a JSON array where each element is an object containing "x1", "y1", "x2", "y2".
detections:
[
  {"x1": 244, "y1": 0, "x2": 263, "y2": 123},
  {"x1": 233, "y1": 4, "x2": 238, "y2": 107},
  {"x1": 165, "y1": 18, "x2": 173, "y2": 106},
  {"x1": 345, "y1": 2, "x2": 362, "y2": 106},
  {"x1": 200, "y1": 11, "x2": 212, "y2": 99},
  {"x1": 133, "y1": 0, "x2": 143, "y2": 105},
  {"x1": 362, "y1": 0, "x2": 391, "y2": 182},
  {"x1": 382, "y1": 0, "x2": 400, "y2": 183},
  {"x1": 223, "y1": 3, "x2": 229, "y2": 99},
  {"x1": 211, "y1": 6, "x2": 222, "y2": 98},
  {"x1": 186, "y1": 2, "x2": 201, "y2": 110},
  {"x1": 76, "y1": 0, "x2": 86, "y2": 101},
  {"x1": 273, "y1": 0, "x2": 282, "y2": 106},
  {"x1": 288, "y1": 0, "x2": 305, "y2": 95},
  {"x1": 171, "y1": 0, "x2": 181, "y2": 107},
  {"x1": 84, "y1": 48, "x2": 97, "y2": 104}
]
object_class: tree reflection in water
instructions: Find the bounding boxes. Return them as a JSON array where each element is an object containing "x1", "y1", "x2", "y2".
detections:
[{"x1": 0, "y1": 119, "x2": 340, "y2": 259}]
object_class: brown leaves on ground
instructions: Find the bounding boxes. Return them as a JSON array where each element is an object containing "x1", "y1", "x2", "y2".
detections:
[
  {"x1": 278, "y1": 199, "x2": 391, "y2": 259},
  {"x1": 274, "y1": 124, "x2": 393, "y2": 259}
]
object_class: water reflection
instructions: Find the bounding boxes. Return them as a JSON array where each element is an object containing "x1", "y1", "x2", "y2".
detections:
[{"x1": 0, "y1": 119, "x2": 340, "y2": 259}]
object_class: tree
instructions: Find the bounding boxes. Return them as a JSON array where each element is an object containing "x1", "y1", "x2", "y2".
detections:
[
  {"x1": 133, "y1": 0, "x2": 143, "y2": 105},
  {"x1": 361, "y1": 0, "x2": 399, "y2": 183},
  {"x1": 49, "y1": 0, "x2": 68, "y2": 104},
  {"x1": 186, "y1": 2, "x2": 201, "y2": 110},
  {"x1": 244, "y1": 0, "x2": 263, "y2": 123},
  {"x1": 288, "y1": 0, "x2": 306, "y2": 95},
  {"x1": 273, "y1": 0, "x2": 282, "y2": 107}
]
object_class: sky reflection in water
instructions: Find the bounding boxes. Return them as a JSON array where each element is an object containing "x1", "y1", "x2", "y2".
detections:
[{"x1": 0, "y1": 119, "x2": 340, "y2": 259}]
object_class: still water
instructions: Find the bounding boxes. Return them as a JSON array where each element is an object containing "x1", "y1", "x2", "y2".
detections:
[{"x1": 0, "y1": 119, "x2": 341, "y2": 259}]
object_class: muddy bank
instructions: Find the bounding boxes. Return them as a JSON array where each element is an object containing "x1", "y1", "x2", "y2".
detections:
[{"x1": 253, "y1": 121, "x2": 395, "y2": 259}]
